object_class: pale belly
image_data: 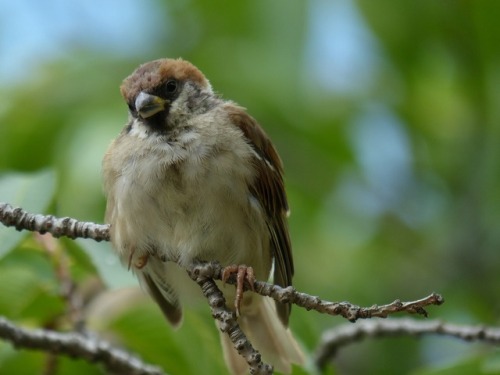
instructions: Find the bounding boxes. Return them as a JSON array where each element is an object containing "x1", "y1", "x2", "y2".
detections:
[{"x1": 108, "y1": 157, "x2": 272, "y2": 282}]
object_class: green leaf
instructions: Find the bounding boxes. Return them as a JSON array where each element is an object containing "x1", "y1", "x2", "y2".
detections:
[
  {"x1": 0, "y1": 344, "x2": 45, "y2": 375},
  {"x1": 56, "y1": 356, "x2": 104, "y2": 375},
  {"x1": 0, "y1": 246, "x2": 66, "y2": 320},
  {"x1": 0, "y1": 342, "x2": 104, "y2": 375},
  {"x1": 483, "y1": 352, "x2": 500, "y2": 373},
  {"x1": 0, "y1": 169, "x2": 56, "y2": 257},
  {"x1": 104, "y1": 302, "x2": 225, "y2": 375}
]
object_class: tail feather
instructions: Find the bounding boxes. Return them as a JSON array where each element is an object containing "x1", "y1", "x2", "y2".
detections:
[{"x1": 220, "y1": 297, "x2": 304, "y2": 374}]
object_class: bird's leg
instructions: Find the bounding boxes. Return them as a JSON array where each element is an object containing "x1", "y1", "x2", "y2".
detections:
[
  {"x1": 128, "y1": 247, "x2": 149, "y2": 270},
  {"x1": 134, "y1": 254, "x2": 149, "y2": 269},
  {"x1": 222, "y1": 264, "x2": 256, "y2": 317}
]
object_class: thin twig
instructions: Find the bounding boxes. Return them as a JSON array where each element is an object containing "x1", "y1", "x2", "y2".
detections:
[
  {"x1": 0, "y1": 202, "x2": 109, "y2": 242},
  {"x1": 0, "y1": 202, "x2": 448, "y2": 375},
  {"x1": 190, "y1": 262, "x2": 444, "y2": 322},
  {"x1": 188, "y1": 266, "x2": 273, "y2": 375},
  {"x1": 36, "y1": 233, "x2": 86, "y2": 331},
  {"x1": 314, "y1": 318, "x2": 500, "y2": 369},
  {"x1": 0, "y1": 317, "x2": 166, "y2": 375},
  {"x1": 0, "y1": 203, "x2": 444, "y2": 322}
]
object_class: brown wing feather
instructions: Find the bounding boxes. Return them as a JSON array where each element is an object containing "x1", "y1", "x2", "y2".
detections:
[
  {"x1": 226, "y1": 104, "x2": 293, "y2": 326},
  {"x1": 141, "y1": 272, "x2": 183, "y2": 326}
]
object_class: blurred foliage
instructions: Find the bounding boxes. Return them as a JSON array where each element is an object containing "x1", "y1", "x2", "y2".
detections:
[{"x1": 1, "y1": 0, "x2": 500, "y2": 374}]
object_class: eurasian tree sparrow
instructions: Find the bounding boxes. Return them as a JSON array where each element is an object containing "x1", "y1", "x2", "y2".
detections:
[{"x1": 102, "y1": 58, "x2": 303, "y2": 374}]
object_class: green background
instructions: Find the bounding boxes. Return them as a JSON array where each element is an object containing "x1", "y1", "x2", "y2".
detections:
[{"x1": 1, "y1": 1, "x2": 499, "y2": 374}]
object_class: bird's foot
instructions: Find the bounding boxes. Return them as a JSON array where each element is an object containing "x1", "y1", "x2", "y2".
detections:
[{"x1": 222, "y1": 264, "x2": 255, "y2": 317}]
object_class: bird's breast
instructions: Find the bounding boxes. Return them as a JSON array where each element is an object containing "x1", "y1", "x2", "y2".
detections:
[{"x1": 104, "y1": 131, "x2": 271, "y2": 279}]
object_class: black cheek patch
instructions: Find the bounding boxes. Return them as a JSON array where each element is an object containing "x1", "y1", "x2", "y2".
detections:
[{"x1": 144, "y1": 109, "x2": 171, "y2": 134}]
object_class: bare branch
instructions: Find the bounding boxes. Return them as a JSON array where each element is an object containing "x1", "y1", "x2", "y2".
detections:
[
  {"x1": 0, "y1": 202, "x2": 447, "y2": 375},
  {"x1": 314, "y1": 318, "x2": 500, "y2": 369},
  {"x1": 0, "y1": 316, "x2": 166, "y2": 375},
  {"x1": 0, "y1": 202, "x2": 109, "y2": 242},
  {"x1": 188, "y1": 266, "x2": 273, "y2": 375},
  {"x1": 0, "y1": 203, "x2": 444, "y2": 321},
  {"x1": 190, "y1": 262, "x2": 444, "y2": 322}
]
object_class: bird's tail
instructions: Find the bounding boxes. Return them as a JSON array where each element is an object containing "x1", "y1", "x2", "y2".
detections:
[{"x1": 220, "y1": 297, "x2": 304, "y2": 375}]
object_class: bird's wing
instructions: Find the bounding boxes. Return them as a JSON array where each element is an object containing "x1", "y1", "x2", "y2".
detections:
[
  {"x1": 226, "y1": 104, "x2": 293, "y2": 326},
  {"x1": 139, "y1": 268, "x2": 183, "y2": 327}
]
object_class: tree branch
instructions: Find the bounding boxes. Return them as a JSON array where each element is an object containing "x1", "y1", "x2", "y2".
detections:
[
  {"x1": 0, "y1": 202, "x2": 109, "y2": 242},
  {"x1": 189, "y1": 262, "x2": 443, "y2": 322},
  {"x1": 0, "y1": 316, "x2": 166, "y2": 375},
  {"x1": 188, "y1": 267, "x2": 273, "y2": 375},
  {"x1": 0, "y1": 202, "x2": 444, "y2": 321},
  {"x1": 314, "y1": 318, "x2": 500, "y2": 369},
  {"x1": 0, "y1": 202, "x2": 446, "y2": 375}
]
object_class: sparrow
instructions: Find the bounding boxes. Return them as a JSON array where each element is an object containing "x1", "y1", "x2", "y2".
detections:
[{"x1": 102, "y1": 58, "x2": 303, "y2": 374}]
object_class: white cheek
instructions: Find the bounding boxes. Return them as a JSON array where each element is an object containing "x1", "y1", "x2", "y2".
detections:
[{"x1": 129, "y1": 119, "x2": 150, "y2": 139}]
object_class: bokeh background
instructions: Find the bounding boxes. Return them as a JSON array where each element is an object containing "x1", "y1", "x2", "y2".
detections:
[{"x1": 1, "y1": 1, "x2": 499, "y2": 374}]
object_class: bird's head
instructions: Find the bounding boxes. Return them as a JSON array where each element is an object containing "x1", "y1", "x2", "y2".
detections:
[{"x1": 120, "y1": 58, "x2": 214, "y2": 133}]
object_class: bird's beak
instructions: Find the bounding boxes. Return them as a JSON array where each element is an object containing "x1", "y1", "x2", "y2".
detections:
[{"x1": 135, "y1": 91, "x2": 169, "y2": 119}]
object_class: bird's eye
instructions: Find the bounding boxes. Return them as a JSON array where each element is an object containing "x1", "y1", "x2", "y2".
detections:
[{"x1": 165, "y1": 80, "x2": 178, "y2": 94}]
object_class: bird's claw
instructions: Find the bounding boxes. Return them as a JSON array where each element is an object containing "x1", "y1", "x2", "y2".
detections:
[{"x1": 222, "y1": 265, "x2": 255, "y2": 316}]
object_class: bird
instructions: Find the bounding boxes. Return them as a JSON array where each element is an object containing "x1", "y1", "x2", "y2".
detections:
[{"x1": 102, "y1": 58, "x2": 304, "y2": 374}]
